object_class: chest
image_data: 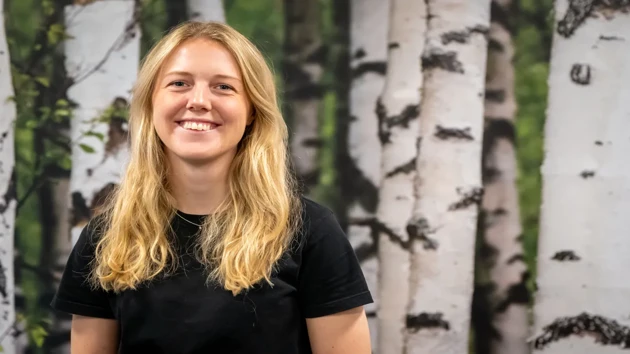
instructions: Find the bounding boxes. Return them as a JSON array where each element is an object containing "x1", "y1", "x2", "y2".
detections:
[{"x1": 108, "y1": 259, "x2": 306, "y2": 352}]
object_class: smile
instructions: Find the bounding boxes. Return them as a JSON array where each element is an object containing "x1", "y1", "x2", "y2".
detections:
[{"x1": 178, "y1": 121, "x2": 219, "y2": 131}]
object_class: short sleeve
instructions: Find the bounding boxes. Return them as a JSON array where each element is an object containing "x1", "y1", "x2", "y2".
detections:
[
  {"x1": 298, "y1": 210, "x2": 373, "y2": 318},
  {"x1": 50, "y1": 221, "x2": 115, "y2": 319}
]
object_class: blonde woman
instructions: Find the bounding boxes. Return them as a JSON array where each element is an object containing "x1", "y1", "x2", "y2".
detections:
[{"x1": 51, "y1": 22, "x2": 372, "y2": 354}]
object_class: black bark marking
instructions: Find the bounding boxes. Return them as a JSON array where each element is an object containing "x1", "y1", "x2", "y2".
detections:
[
  {"x1": 388, "y1": 42, "x2": 400, "y2": 49},
  {"x1": 571, "y1": 63, "x2": 591, "y2": 85},
  {"x1": 282, "y1": 62, "x2": 324, "y2": 100},
  {"x1": 354, "y1": 242, "x2": 377, "y2": 262},
  {"x1": 302, "y1": 137, "x2": 324, "y2": 148},
  {"x1": 352, "y1": 217, "x2": 410, "y2": 248},
  {"x1": 406, "y1": 216, "x2": 439, "y2": 250},
  {"x1": 351, "y1": 61, "x2": 387, "y2": 80},
  {"x1": 533, "y1": 312, "x2": 630, "y2": 349},
  {"x1": 558, "y1": 0, "x2": 630, "y2": 38},
  {"x1": 407, "y1": 313, "x2": 450, "y2": 332},
  {"x1": 485, "y1": 89, "x2": 506, "y2": 103},
  {"x1": 422, "y1": 51, "x2": 464, "y2": 73},
  {"x1": 340, "y1": 158, "x2": 379, "y2": 214},
  {"x1": 495, "y1": 271, "x2": 531, "y2": 313},
  {"x1": 0, "y1": 259, "x2": 6, "y2": 298},
  {"x1": 0, "y1": 168, "x2": 16, "y2": 231},
  {"x1": 488, "y1": 38, "x2": 505, "y2": 52},
  {"x1": 353, "y1": 48, "x2": 366, "y2": 59},
  {"x1": 449, "y1": 187, "x2": 484, "y2": 211},
  {"x1": 376, "y1": 98, "x2": 420, "y2": 145},
  {"x1": 472, "y1": 284, "x2": 502, "y2": 354},
  {"x1": 483, "y1": 207, "x2": 508, "y2": 228},
  {"x1": 385, "y1": 158, "x2": 416, "y2": 178},
  {"x1": 306, "y1": 44, "x2": 327, "y2": 64},
  {"x1": 595, "y1": 140, "x2": 603, "y2": 145},
  {"x1": 581, "y1": 170, "x2": 596, "y2": 178},
  {"x1": 552, "y1": 250, "x2": 581, "y2": 261},
  {"x1": 441, "y1": 25, "x2": 490, "y2": 45},
  {"x1": 516, "y1": 234, "x2": 524, "y2": 242},
  {"x1": 507, "y1": 254, "x2": 525, "y2": 265},
  {"x1": 435, "y1": 125, "x2": 474, "y2": 141},
  {"x1": 600, "y1": 35, "x2": 624, "y2": 40},
  {"x1": 366, "y1": 311, "x2": 376, "y2": 318}
]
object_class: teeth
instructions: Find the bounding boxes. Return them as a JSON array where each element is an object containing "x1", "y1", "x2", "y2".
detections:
[{"x1": 181, "y1": 121, "x2": 215, "y2": 131}]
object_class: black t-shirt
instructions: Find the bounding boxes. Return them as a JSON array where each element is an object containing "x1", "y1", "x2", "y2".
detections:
[{"x1": 51, "y1": 197, "x2": 372, "y2": 353}]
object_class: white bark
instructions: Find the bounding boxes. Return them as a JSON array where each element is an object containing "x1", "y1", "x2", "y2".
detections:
[
  {"x1": 347, "y1": 0, "x2": 389, "y2": 349},
  {"x1": 187, "y1": 0, "x2": 226, "y2": 23},
  {"x1": 532, "y1": 1, "x2": 630, "y2": 353},
  {"x1": 0, "y1": 0, "x2": 17, "y2": 351},
  {"x1": 65, "y1": 0, "x2": 139, "y2": 245},
  {"x1": 479, "y1": 1, "x2": 530, "y2": 353},
  {"x1": 375, "y1": 0, "x2": 425, "y2": 353},
  {"x1": 406, "y1": 1, "x2": 490, "y2": 353}
]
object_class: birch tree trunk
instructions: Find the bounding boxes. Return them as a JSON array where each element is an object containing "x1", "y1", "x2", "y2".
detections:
[
  {"x1": 345, "y1": 0, "x2": 389, "y2": 349},
  {"x1": 475, "y1": 1, "x2": 531, "y2": 353},
  {"x1": 284, "y1": 0, "x2": 323, "y2": 194},
  {"x1": 532, "y1": 1, "x2": 630, "y2": 353},
  {"x1": 406, "y1": 1, "x2": 490, "y2": 353},
  {"x1": 187, "y1": 0, "x2": 225, "y2": 23},
  {"x1": 375, "y1": 0, "x2": 425, "y2": 352},
  {"x1": 65, "y1": 0, "x2": 139, "y2": 247},
  {"x1": 0, "y1": 0, "x2": 17, "y2": 350}
]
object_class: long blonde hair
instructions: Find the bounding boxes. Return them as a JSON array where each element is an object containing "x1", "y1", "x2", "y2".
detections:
[{"x1": 91, "y1": 21, "x2": 302, "y2": 295}]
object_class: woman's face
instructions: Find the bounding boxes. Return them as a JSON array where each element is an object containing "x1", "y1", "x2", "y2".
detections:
[{"x1": 152, "y1": 38, "x2": 253, "y2": 166}]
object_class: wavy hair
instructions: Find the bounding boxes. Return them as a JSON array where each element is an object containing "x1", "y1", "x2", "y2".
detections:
[{"x1": 91, "y1": 21, "x2": 302, "y2": 295}]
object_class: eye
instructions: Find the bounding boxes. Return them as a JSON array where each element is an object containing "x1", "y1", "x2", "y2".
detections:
[
  {"x1": 168, "y1": 80, "x2": 187, "y2": 87},
  {"x1": 216, "y1": 84, "x2": 234, "y2": 91}
]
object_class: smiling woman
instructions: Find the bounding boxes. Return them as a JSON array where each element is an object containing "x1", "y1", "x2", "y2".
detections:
[{"x1": 50, "y1": 21, "x2": 372, "y2": 354}]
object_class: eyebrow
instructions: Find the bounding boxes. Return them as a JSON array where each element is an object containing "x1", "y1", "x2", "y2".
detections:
[{"x1": 163, "y1": 71, "x2": 242, "y2": 82}]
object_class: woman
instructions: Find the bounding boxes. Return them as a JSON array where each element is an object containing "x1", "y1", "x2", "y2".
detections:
[{"x1": 51, "y1": 21, "x2": 372, "y2": 353}]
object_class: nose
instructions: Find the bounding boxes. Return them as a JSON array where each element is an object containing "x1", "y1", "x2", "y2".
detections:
[{"x1": 186, "y1": 84, "x2": 212, "y2": 112}]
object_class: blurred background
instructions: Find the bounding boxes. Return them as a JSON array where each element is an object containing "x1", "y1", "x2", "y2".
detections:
[{"x1": 1, "y1": 0, "x2": 595, "y2": 353}]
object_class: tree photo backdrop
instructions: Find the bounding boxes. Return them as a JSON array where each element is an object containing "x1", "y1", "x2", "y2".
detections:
[{"x1": 2, "y1": 0, "x2": 629, "y2": 353}]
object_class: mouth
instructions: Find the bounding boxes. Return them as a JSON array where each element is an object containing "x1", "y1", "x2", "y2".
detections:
[{"x1": 176, "y1": 120, "x2": 221, "y2": 132}]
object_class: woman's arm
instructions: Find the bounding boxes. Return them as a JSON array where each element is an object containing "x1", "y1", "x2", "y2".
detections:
[
  {"x1": 306, "y1": 306, "x2": 371, "y2": 354},
  {"x1": 71, "y1": 315, "x2": 119, "y2": 354}
]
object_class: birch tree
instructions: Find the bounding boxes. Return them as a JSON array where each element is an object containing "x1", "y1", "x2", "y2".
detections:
[
  {"x1": 532, "y1": 1, "x2": 630, "y2": 353},
  {"x1": 187, "y1": 0, "x2": 225, "y2": 23},
  {"x1": 345, "y1": 0, "x2": 389, "y2": 348},
  {"x1": 476, "y1": 1, "x2": 530, "y2": 353},
  {"x1": 0, "y1": 0, "x2": 17, "y2": 351},
  {"x1": 66, "y1": 0, "x2": 140, "y2": 246},
  {"x1": 406, "y1": 1, "x2": 490, "y2": 353},
  {"x1": 374, "y1": 0, "x2": 425, "y2": 352},
  {"x1": 284, "y1": 0, "x2": 323, "y2": 193}
]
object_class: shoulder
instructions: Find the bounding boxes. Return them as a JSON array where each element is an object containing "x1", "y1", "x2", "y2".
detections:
[{"x1": 297, "y1": 196, "x2": 342, "y2": 240}]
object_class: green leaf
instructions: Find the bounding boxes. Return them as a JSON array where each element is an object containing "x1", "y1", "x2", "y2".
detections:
[
  {"x1": 79, "y1": 143, "x2": 96, "y2": 153},
  {"x1": 56, "y1": 99, "x2": 69, "y2": 107},
  {"x1": 55, "y1": 109, "x2": 70, "y2": 117},
  {"x1": 47, "y1": 24, "x2": 65, "y2": 45},
  {"x1": 31, "y1": 326, "x2": 48, "y2": 347},
  {"x1": 59, "y1": 155, "x2": 72, "y2": 170},
  {"x1": 35, "y1": 76, "x2": 50, "y2": 88},
  {"x1": 85, "y1": 131, "x2": 105, "y2": 141},
  {"x1": 25, "y1": 120, "x2": 38, "y2": 129}
]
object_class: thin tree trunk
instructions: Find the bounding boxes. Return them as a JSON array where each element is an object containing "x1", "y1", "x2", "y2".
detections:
[
  {"x1": 283, "y1": 0, "x2": 324, "y2": 194},
  {"x1": 375, "y1": 0, "x2": 425, "y2": 353},
  {"x1": 406, "y1": 1, "x2": 491, "y2": 353},
  {"x1": 65, "y1": 0, "x2": 140, "y2": 245},
  {"x1": 532, "y1": 1, "x2": 630, "y2": 353},
  {"x1": 187, "y1": 0, "x2": 226, "y2": 22},
  {"x1": 0, "y1": 0, "x2": 17, "y2": 350},
  {"x1": 475, "y1": 1, "x2": 531, "y2": 353},
  {"x1": 166, "y1": 0, "x2": 188, "y2": 29},
  {"x1": 344, "y1": 0, "x2": 389, "y2": 349}
]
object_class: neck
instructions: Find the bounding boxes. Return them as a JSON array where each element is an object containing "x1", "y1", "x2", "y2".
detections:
[{"x1": 167, "y1": 154, "x2": 233, "y2": 215}]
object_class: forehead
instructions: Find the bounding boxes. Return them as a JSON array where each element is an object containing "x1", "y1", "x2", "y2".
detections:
[{"x1": 158, "y1": 38, "x2": 241, "y2": 77}]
